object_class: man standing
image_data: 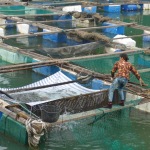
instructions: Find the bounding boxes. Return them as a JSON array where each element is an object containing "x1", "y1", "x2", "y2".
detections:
[{"x1": 106, "y1": 53, "x2": 146, "y2": 109}]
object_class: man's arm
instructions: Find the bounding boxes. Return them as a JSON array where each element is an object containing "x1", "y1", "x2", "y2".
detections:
[
  {"x1": 111, "y1": 62, "x2": 118, "y2": 78},
  {"x1": 130, "y1": 65, "x2": 141, "y2": 80}
]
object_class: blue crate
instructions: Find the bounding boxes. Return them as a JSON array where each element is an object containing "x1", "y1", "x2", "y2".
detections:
[
  {"x1": 104, "y1": 5, "x2": 121, "y2": 12},
  {"x1": 102, "y1": 22, "x2": 124, "y2": 35}
]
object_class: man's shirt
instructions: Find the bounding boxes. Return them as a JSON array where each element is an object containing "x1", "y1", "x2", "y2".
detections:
[{"x1": 111, "y1": 58, "x2": 140, "y2": 80}]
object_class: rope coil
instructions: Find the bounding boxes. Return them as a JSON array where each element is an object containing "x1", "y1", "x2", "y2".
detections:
[{"x1": 25, "y1": 118, "x2": 47, "y2": 148}]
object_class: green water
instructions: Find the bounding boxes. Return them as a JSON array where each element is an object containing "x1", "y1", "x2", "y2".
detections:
[
  {"x1": 0, "y1": 59, "x2": 46, "y2": 88},
  {"x1": 1, "y1": 10, "x2": 150, "y2": 59},
  {"x1": 0, "y1": 5, "x2": 54, "y2": 15},
  {"x1": 71, "y1": 51, "x2": 150, "y2": 88},
  {"x1": 0, "y1": 108, "x2": 150, "y2": 150},
  {"x1": 0, "y1": 5, "x2": 150, "y2": 150},
  {"x1": 41, "y1": 108, "x2": 150, "y2": 150}
]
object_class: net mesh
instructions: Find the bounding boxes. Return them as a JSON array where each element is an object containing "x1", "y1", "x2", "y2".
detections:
[{"x1": 42, "y1": 106, "x2": 149, "y2": 150}]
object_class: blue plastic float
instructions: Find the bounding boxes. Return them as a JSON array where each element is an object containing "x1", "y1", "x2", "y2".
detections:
[
  {"x1": 121, "y1": 4, "x2": 143, "y2": 11},
  {"x1": 82, "y1": 6, "x2": 97, "y2": 13},
  {"x1": 104, "y1": 5, "x2": 121, "y2": 12},
  {"x1": 43, "y1": 29, "x2": 67, "y2": 43},
  {"x1": 102, "y1": 22, "x2": 124, "y2": 35}
]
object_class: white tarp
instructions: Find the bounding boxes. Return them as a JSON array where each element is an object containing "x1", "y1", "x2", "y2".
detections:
[{"x1": 0, "y1": 71, "x2": 100, "y2": 106}]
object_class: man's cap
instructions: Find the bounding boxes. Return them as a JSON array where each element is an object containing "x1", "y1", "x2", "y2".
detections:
[{"x1": 120, "y1": 53, "x2": 129, "y2": 61}]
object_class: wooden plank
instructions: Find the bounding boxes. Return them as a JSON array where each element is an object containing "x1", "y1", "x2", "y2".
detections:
[{"x1": 138, "y1": 68, "x2": 150, "y2": 73}]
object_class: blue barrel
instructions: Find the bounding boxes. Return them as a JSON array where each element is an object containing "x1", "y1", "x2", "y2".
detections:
[{"x1": 121, "y1": 4, "x2": 143, "y2": 11}]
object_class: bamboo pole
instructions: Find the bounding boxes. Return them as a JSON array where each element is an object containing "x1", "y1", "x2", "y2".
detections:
[
  {"x1": 0, "y1": 23, "x2": 134, "y2": 39},
  {"x1": 0, "y1": 13, "x2": 66, "y2": 18},
  {"x1": 0, "y1": 60, "x2": 64, "y2": 73},
  {"x1": 0, "y1": 18, "x2": 93, "y2": 26},
  {"x1": 111, "y1": 33, "x2": 150, "y2": 41},
  {"x1": 7, "y1": 79, "x2": 83, "y2": 93}
]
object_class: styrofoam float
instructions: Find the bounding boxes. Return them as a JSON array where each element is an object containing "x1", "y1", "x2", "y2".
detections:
[
  {"x1": 0, "y1": 27, "x2": 5, "y2": 36},
  {"x1": 62, "y1": 5, "x2": 82, "y2": 12},
  {"x1": 17, "y1": 23, "x2": 38, "y2": 34},
  {"x1": 113, "y1": 34, "x2": 136, "y2": 47}
]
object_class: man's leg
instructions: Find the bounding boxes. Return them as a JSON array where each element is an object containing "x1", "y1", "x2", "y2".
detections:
[
  {"x1": 108, "y1": 78, "x2": 119, "y2": 102},
  {"x1": 118, "y1": 78, "x2": 128, "y2": 106},
  {"x1": 105, "y1": 78, "x2": 118, "y2": 109}
]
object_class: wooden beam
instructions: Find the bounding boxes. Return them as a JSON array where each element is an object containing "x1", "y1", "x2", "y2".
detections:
[
  {"x1": 0, "y1": 23, "x2": 134, "y2": 39},
  {"x1": 7, "y1": 79, "x2": 82, "y2": 93}
]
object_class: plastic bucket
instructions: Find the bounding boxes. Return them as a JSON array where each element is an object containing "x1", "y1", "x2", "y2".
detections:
[
  {"x1": 31, "y1": 105, "x2": 41, "y2": 117},
  {"x1": 40, "y1": 105, "x2": 60, "y2": 123}
]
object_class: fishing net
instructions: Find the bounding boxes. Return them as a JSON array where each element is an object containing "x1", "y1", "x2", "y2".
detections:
[{"x1": 41, "y1": 105, "x2": 149, "y2": 150}]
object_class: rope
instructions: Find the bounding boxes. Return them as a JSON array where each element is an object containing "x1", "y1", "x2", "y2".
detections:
[{"x1": 25, "y1": 118, "x2": 47, "y2": 148}]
